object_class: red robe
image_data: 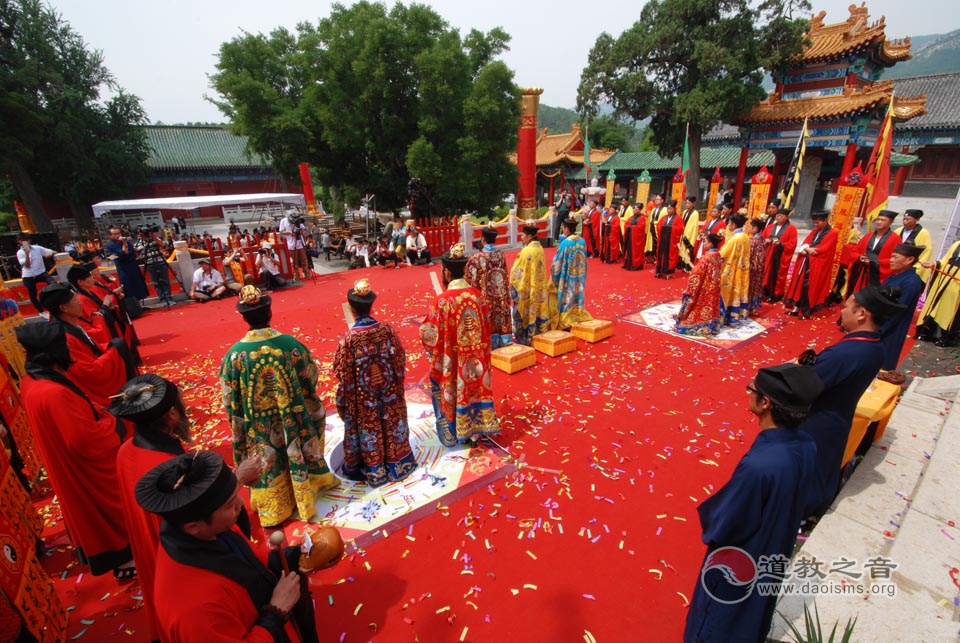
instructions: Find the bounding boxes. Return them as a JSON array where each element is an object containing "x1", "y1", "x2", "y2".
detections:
[
  {"x1": 59, "y1": 320, "x2": 131, "y2": 409},
  {"x1": 600, "y1": 214, "x2": 622, "y2": 263},
  {"x1": 761, "y1": 222, "x2": 798, "y2": 300},
  {"x1": 75, "y1": 290, "x2": 116, "y2": 347},
  {"x1": 655, "y1": 212, "x2": 685, "y2": 276},
  {"x1": 702, "y1": 217, "x2": 727, "y2": 251},
  {"x1": 623, "y1": 213, "x2": 647, "y2": 270},
  {"x1": 152, "y1": 527, "x2": 297, "y2": 643},
  {"x1": 783, "y1": 226, "x2": 839, "y2": 315},
  {"x1": 20, "y1": 374, "x2": 130, "y2": 575},
  {"x1": 116, "y1": 434, "x2": 183, "y2": 641},
  {"x1": 582, "y1": 208, "x2": 599, "y2": 257},
  {"x1": 845, "y1": 229, "x2": 902, "y2": 298}
]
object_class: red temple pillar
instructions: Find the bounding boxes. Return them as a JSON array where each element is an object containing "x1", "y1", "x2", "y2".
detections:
[
  {"x1": 298, "y1": 162, "x2": 319, "y2": 214},
  {"x1": 892, "y1": 165, "x2": 910, "y2": 196},
  {"x1": 549, "y1": 176, "x2": 556, "y2": 205},
  {"x1": 733, "y1": 146, "x2": 749, "y2": 208},
  {"x1": 517, "y1": 88, "x2": 543, "y2": 219}
]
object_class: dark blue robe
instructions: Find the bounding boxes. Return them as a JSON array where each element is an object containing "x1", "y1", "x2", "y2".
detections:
[
  {"x1": 684, "y1": 428, "x2": 816, "y2": 643},
  {"x1": 104, "y1": 239, "x2": 149, "y2": 300},
  {"x1": 879, "y1": 269, "x2": 924, "y2": 370},
  {"x1": 801, "y1": 331, "x2": 883, "y2": 515}
]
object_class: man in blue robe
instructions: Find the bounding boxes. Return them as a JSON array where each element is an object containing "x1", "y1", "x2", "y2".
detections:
[
  {"x1": 551, "y1": 218, "x2": 593, "y2": 329},
  {"x1": 801, "y1": 285, "x2": 905, "y2": 517},
  {"x1": 684, "y1": 363, "x2": 823, "y2": 643},
  {"x1": 879, "y1": 244, "x2": 925, "y2": 375},
  {"x1": 104, "y1": 227, "x2": 149, "y2": 301}
]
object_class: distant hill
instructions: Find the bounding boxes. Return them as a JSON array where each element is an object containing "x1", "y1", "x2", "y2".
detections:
[
  {"x1": 887, "y1": 29, "x2": 960, "y2": 78},
  {"x1": 537, "y1": 104, "x2": 579, "y2": 133}
]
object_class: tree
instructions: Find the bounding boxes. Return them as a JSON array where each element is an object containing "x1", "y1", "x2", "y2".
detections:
[
  {"x1": 0, "y1": 0, "x2": 149, "y2": 233},
  {"x1": 583, "y1": 115, "x2": 637, "y2": 152},
  {"x1": 210, "y1": 1, "x2": 520, "y2": 215},
  {"x1": 577, "y1": 0, "x2": 810, "y2": 197}
]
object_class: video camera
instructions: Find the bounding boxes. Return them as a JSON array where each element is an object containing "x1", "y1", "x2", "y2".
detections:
[{"x1": 138, "y1": 224, "x2": 161, "y2": 235}]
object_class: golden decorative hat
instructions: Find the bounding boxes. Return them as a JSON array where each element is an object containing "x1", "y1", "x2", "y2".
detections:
[
  {"x1": 236, "y1": 285, "x2": 271, "y2": 313},
  {"x1": 347, "y1": 277, "x2": 376, "y2": 305}
]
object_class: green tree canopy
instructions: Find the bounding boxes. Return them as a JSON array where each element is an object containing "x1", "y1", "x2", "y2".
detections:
[
  {"x1": 210, "y1": 1, "x2": 520, "y2": 215},
  {"x1": 0, "y1": 0, "x2": 149, "y2": 233},
  {"x1": 577, "y1": 0, "x2": 810, "y2": 196}
]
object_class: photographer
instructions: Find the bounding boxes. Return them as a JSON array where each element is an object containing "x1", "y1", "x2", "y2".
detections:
[
  {"x1": 279, "y1": 208, "x2": 310, "y2": 280},
  {"x1": 221, "y1": 248, "x2": 248, "y2": 294},
  {"x1": 15, "y1": 233, "x2": 56, "y2": 317},
  {"x1": 255, "y1": 244, "x2": 286, "y2": 290},
  {"x1": 104, "y1": 227, "x2": 149, "y2": 302},
  {"x1": 136, "y1": 226, "x2": 173, "y2": 307}
]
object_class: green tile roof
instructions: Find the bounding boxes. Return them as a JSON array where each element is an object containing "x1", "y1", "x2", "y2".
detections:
[
  {"x1": 144, "y1": 126, "x2": 272, "y2": 170},
  {"x1": 599, "y1": 148, "x2": 776, "y2": 172}
]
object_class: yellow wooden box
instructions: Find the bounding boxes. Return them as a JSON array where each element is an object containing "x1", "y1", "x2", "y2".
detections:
[
  {"x1": 491, "y1": 344, "x2": 537, "y2": 373},
  {"x1": 532, "y1": 330, "x2": 578, "y2": 357},
  {"x1": 571, "y1": 319, "x2": 613, "y2": 343}
]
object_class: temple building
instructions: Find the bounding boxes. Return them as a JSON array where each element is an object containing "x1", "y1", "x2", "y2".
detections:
[
  {"x1": 510, "y1": 123, "x2": 615, "y2": 206},
  {"x1": 704, "y1": 3, "x2": 927, "y2": 218}
]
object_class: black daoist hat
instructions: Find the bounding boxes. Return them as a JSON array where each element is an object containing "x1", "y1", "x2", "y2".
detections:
[
  {"x1": 346, "y1": 278, "x2": 376, "y2": 306},
  {"x1": 66, "y1": 265, "x2": 91, "y2": 286},
  {"x1": 441, "y1": 243, "x2": 469, "y2": 271},
  {"x1": 809, "y1": 211, "x2": 829, "y2": 221},
  {"x1": 110, "y1": 374, "x2": 180, "y2": 424},
  {"x1": 752, "y1": 363, "x2": 823, "y2": 413},
  {"x1": 16, "y1": 322, "x2": 65, "y2": 357},
  {"x1": 854, "y1": 285, "x2": 907, "y2": 319},
  {"x1": 37, "y1": 284, "x2": 74, "y2": 311},
  {"x1": 481, "y1": 226, "x2": 499, "y2": 243},
  {"x1": 135, "y1": 451, "x2": 237, "y2": 524},
  {"x1": 892, "y1": 243, "x2": 924, "y2": 259},
  {"x1": 235, "y1": 285, "x2": 271, "y2": 314}
]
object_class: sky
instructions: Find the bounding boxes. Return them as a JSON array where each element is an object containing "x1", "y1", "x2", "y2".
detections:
[{"x1": 47, "y1": 0, "x2": 957, "y2": 124}]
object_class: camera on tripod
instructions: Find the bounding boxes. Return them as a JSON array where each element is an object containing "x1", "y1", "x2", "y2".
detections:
[{"x1": 138, "y1": 224, "x2": 161, "y2": 234}]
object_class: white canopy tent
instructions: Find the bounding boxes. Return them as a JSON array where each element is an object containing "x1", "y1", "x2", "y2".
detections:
[{"x1": 91, "y1": 193, "x2": 306, "y2": 218}]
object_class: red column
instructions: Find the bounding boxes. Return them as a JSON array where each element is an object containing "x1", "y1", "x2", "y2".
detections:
[
  {"x1": 298, "y1": 162, "x2": 318, "y2": 214},
  {"x1": 840, "y1": 143, "x2": 857, "y2": 178},
  {"x1": 733, "y1": 146, "x2": 749, "y2": 208},
  {"x1": 517, "y1": 88, "x2": 543, "y2": 219},
  {"x1": 892, "y1": 166, "x2": 909, "y2": 196}
]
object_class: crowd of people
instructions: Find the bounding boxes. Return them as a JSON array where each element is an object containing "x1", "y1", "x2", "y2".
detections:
[{"x1": 6, "y1": 189, "x2": 959, "y2": 642}]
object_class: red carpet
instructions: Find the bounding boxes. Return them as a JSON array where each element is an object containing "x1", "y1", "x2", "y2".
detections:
[{"x1": 38, "y1": 250, "x2": 897, "y2": 642}]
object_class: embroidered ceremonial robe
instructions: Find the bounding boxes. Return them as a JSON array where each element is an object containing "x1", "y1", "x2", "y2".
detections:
[
  {"x1": 676, "y1": 249, "x2": 723, "y2": 337},
  {"x1": 600, "y1": 214, "x2": 622, "y2": 263},
  {"x1": 747, "y1": 233, "x2": 766, "y2": 312},
  {"x1": 783, "y1": 226, "x2": 839, "y2": 317},
  {"x1": 622, "y1": 213, "x2": 647, "y2": 270},
  {"x1": 800, "y1": 331, "x2": 884, "y2": 515},
  {"x1": 419, "y1": 279, "x2": 500, "y2": 445},
  {"x1": 509, "y1": 240, "x2": 558, "y2": 345},
  {"x1": 20, "y1": 372, "x2": 130, "y2": 575},
  {"x1": 719, "y1": 230, "x2": 752, "y2": 325},
  {"x1": 334, "y1": 318, "x2": 416, "y2": 486},
  {"x1": 761, "y1": 222, "x2": 797, "y2": 301},
  {"x1": 879, "y1": 268, "x2": 924, "y2": 370},
  {"x1": 551, "y1": 234, "x2": 593, "y2": 329},
  {"x1": 655, "y1": 213, "x2": 684, "y2": 277},
  {"x1": 684, "y1": 428, "x2": 816, "y2": 643},
  {"x1": 918, "y1": 240, "x2": 960, "y2": 343},
  {"x1": 645, "y1": 205, "x2": 667, "y2": 259},
  {"x1": 220, "y1": 328, "x2": 338, "y2": 526},
  {"x1": 895, "y1": 225, "x2": 933, "y2": 282},
  {"x1": 678, "y1": 208, "x2": 701, "y2": 271},
  {"x1": 465, "y1": 247, "x2": 513, "y2": 349},
  {"x1": 845, "y1": 229, "x2": 902, "y2": 298},
  {"x1": 152, "y1": 524, "x2": 299, "y2": 643},
  {"x1": 56, "y1": 319, "x2": 132, "y2": 409}
]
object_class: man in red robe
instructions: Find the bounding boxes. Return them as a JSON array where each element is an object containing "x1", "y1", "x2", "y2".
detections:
[
  {"x1": 136, "y1": 451, "x2": 318, "y2": 643},
  {"x1": 113, "y1": 374, "x2": 262, "y2": 642},
  {"x1": 761, "y1": 208, "x2": 798, "y2": 302},
  {"x1": 581, "y1": 201, "x2": 602, "y2": 258},
  {"x1": 39, "y1": 284, "x2": 135, "y2": 409},
  {"x1": 15, "y1": 323, "x2": 135, "y2": 579},
  {"x1": 622, "y1": 204, "x2": 647, "y2": 271},
  {"x1": 844, "y1": 210, "x2": 903, "y2": 299},
  {"x1": 600, "y1": 206, "x2": 623, "y2": 263},
  {"x1": 68, "y1": 264, "x2": 140, "y2": 366},
  {"x1": 655, "y1": 199, "x2": 685, "y2": 279},
  {"x1": 783, "y1": 211, "x2": 839, "y2": 319},
  {"x1": 646, "y1": 193, "x2": 668, "y2": 263}
]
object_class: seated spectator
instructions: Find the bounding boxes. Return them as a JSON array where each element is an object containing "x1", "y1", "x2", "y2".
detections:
[
  {"x1": 221, "y1": 249, "x2": 246, "y2": 294},
  {"x1": 350, "y1": 239, "x2": 371, "y2": 269},
  {"x1": 190, "y1": 258, "x2": 228, "y2": 302},
  {"x1": 375, "y1": 234, "x2": 400, "y2": 268},
  {"x1": 405, "y1": 227, "x2": 431, "y2": 265},
  {"x1": 256, "y1": 244, "x2": 287, "y2": 290},
  {"x1": 331, "y1": 234, "x2": 347, "y2": 259}
]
